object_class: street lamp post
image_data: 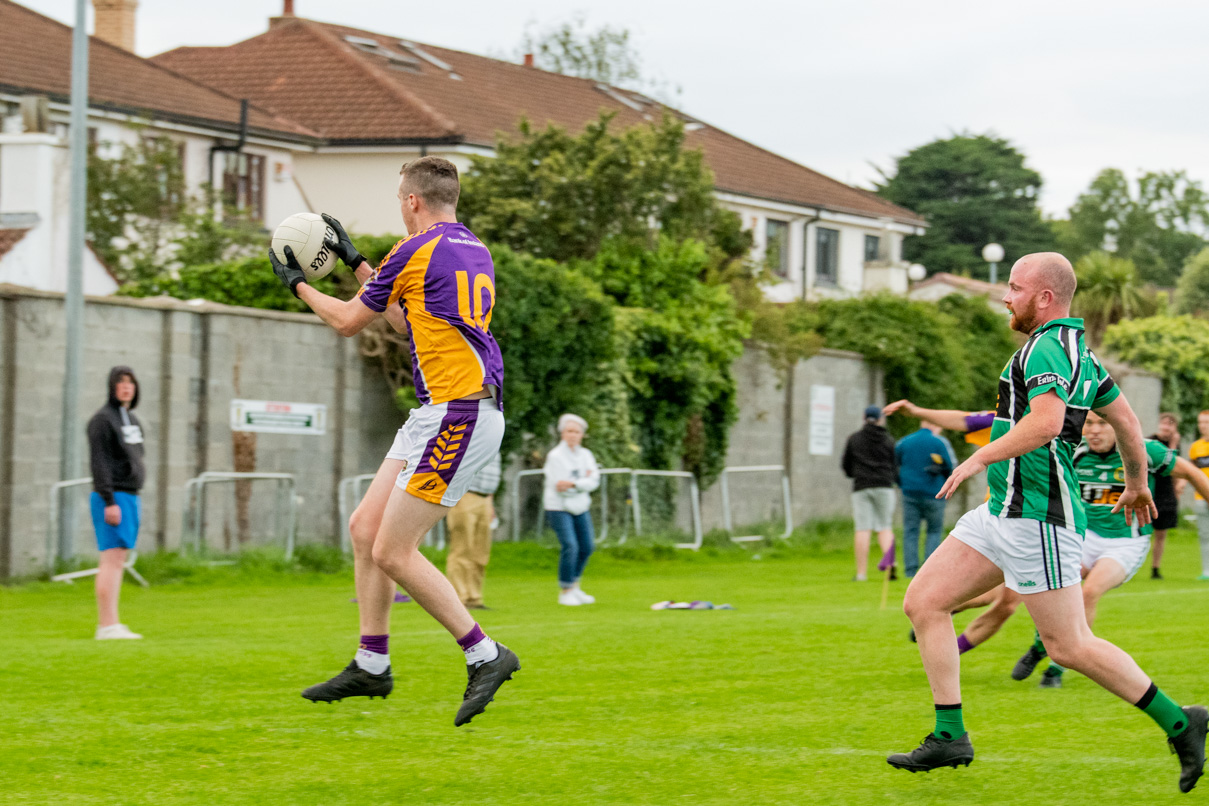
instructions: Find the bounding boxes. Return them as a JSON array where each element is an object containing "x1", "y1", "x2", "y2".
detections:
[
  {"x1": 58, "y1": 0, "x2": 89, "y2": 564},
  {"x1": 982, "y1": 243, "x2": 1005, "y2": 284}
]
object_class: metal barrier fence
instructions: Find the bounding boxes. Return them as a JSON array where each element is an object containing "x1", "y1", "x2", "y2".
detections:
[
  {"x1": 510, "y1": 467, "x2": 632, "y2": 545},
  {"x1": 719, "y1": 465, "x2": 793, "y2": 543},
  {"x1": 630, "y1": 469, "x2": 703, "y2": 550},
  {"x1": 182, "y1": 472, "x2": 298, "y2": 559},
  {"x1": 335, "y1": 474, "x2": 447, "y2": 553},
  {"x1": 337, "y1": 474, "x2": 376, "y2": 554},
  {"x1": 46, "y1": 477, "x2": 149, "y2": 586},
  {"x1": 46, "y1": 477, "x2": 91, "y2": 573}
]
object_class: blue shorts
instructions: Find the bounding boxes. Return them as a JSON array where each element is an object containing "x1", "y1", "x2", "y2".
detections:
[{"x1": 90, "y1": 491, "x2": 141, "y2": 551}]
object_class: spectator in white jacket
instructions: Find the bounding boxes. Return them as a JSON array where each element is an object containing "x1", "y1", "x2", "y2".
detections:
[{"x1": 543, "y1": 413, "x2": 600, "y2": 606}]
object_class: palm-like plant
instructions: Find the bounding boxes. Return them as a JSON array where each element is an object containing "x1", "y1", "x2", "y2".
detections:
[{"x1": 1074, "y1": 251, "x2": 1156, "y2": 345}]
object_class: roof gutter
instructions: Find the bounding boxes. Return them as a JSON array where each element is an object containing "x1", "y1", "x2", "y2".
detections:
[{"x1": 207, "y1": 99, "x2": 248, "y2": 190}]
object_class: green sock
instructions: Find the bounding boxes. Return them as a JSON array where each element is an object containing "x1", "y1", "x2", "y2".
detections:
[
  {"x1": 1136, "y1": 683, "x2": 1189, "y2": 738},
  {"x1": 1033, "y1": 630, "x2": 1047, "y2": 657},
  {"x1": 1046, "y1": 663, "x2": 1065, "y2": 675},
  {"x1": 934, "y1": 704, "x2": 965, "y2": 741}
]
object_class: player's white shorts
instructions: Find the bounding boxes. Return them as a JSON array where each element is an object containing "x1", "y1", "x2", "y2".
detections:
[
  {"x1": 385, "y1": 398, "x2": 504, "y2": 507},
  {"x1": 1081, "y1": 529, "x2": 1150, "y2": 585},
  {"x1": 949, "y1": 503, "x2": 1082, "y2": 595}
]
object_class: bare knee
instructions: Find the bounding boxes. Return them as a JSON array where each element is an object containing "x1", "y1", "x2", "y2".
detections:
[
  {"x1": 348, "y1": 509, "x2": 379, "y2": 555},
  {"x1": 987, "y1": 598, "x2": 1020, "y2": 623},
  {"x1": 372, "y1": 540, "x2": 423, "y2": 578},
  {"x1": 903, "y1": 583, "x2": 942, "y2": 622}
]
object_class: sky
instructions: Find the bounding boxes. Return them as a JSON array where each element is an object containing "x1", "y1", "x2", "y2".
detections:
[{"x1": 19, "y1": 0, "x2": 1209, "y2": 216}]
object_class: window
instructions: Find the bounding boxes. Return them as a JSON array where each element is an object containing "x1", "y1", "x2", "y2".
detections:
[
  {"x1": 816, "y1": 227, "x2": 840, "y2": 284},
  {"x1": 765, "y1": 218, "x2": 789, "y2": 279},
  {"x1": 864, "y1": 234, "x2": 881, "y2": 262},
  {"x1": 222, "y1": 152, "x2": 265, "y2": 223}
]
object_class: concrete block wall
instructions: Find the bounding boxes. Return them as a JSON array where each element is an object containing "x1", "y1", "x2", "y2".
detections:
[
  {"x1": 0, "y1": 286, "x2": 381, "y2": 577},
  {"x1": 699, "y1": 348, "x2": 884, "y2": 532}
]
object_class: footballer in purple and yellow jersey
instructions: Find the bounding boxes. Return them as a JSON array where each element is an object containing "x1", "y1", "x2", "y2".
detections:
[
  {"x1": 268, "y1": 156, "x2": 518, "y2": 728},
  {"x1": 357, "y1": 222, "x2": 504, "y2": 410}
]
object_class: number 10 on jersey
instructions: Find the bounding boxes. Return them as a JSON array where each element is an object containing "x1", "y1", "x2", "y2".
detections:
[{"x1": 456, "y1": 271, "x2": 495, "y2": 332}]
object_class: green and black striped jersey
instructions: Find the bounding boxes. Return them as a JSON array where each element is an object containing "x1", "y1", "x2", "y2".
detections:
[
  {"x1": 987, "y1": 318, "x2": 1120, "y2": 532},
  {"x1": 1074, "y1": 438, "x2": 1175, "y2": 538}
]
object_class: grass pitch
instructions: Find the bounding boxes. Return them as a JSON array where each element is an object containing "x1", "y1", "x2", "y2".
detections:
[{"x1": 3, "y1": 529, "x2": 1208, "y2": 805}]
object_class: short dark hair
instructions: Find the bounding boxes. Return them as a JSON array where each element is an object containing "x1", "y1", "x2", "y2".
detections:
[
  {"x1": 399, "y1": 156, "x2": 460, "y2": 209},
  {"x1": 1160, "y1": 412, "x2": 1179, "y2": 424}
]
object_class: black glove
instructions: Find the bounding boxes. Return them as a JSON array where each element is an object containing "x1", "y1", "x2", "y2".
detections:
[
  {"x1": 321, "y1": 213, "x2": 364, "y2": 270},
  {"x1": 269, "y1": 245, "x2": 307, "y2": 297}
]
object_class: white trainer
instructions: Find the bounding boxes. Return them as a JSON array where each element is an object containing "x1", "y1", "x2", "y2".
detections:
[
  {"x1": 558, "y1": 591, "x2": 582, "y2": 606},
  {"x1": 95, "y1": 624, "x2": 143, "y2": 640},
  {"x1": 573, "y1": 588, "x2": 596, "y2": 604}
]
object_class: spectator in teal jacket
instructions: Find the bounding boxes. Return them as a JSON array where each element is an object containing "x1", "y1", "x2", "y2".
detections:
[{"x1": 895, "y1": 421, "x2": 956, "y2": 577}]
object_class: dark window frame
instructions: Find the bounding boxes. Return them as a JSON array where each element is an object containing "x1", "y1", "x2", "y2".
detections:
[
  {"x1": 816, "y1": 226, "x2": 840, "y2": 285},
  {"x1": 222, "y1": 152, "x2": 266, "y2": 224},
  {"x1": 864, "y1": 234, "x2": 881, "y2": 263},
  {"x1": 765, "y1": 218, "x2": 790, "y2": 279}
]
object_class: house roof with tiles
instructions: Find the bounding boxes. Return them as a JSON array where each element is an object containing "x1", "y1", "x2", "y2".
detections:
[
  {"x1": 0, "y1": 0, "x2": 316, "y2": 142},
  {"x1": 152, "y1": 15, "x2": 926, "y2": 226}
]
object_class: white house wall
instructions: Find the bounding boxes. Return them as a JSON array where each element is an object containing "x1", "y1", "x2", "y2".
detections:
[
  {"x1": 77, "y1": 118, "x2": 307, "y2": 233},
  {"x1": 292, "y1": 150, "x2": 474, "y2": 236},
  {"x1": 717, "y1": 194, "x2": 912, "y2": 302}
]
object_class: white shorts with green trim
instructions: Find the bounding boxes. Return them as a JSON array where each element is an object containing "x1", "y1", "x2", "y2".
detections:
[
  {"x1": 1081, "y1": 529, "x2": 1150, "y2": 585},
  {"x1": 949, "y1": 503, "x2": 1082, "y2": 594}
]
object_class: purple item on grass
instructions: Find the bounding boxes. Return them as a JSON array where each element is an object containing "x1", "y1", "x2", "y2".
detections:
[{"x1": 877, "y1": 543, "x2": 896, "y2": 572}]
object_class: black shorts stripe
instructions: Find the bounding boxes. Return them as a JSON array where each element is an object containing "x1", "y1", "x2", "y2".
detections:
[
  {"x1": 1038, "y1": 521, "x2": 1052, "y2": 589},
  {"x1": 1052, "y1": 524, "x2": 1063, "y2": 587}
]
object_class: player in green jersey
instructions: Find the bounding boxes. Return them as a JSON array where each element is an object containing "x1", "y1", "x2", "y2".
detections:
[
  {"x1": 887, "y1": 253, "x2": 1206, "y2": 793},
  {"x1": 1019, "y1": 410, "x2": 1209, "y2": 688}
]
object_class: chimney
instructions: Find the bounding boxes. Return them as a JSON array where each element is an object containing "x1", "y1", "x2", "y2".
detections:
[
  {"x1": 270, "y1": 0, "x2": 296, "y2": 28},
  {"x1": 523, "y1": 53, "x2": 534, "y2": 68},
  {"x1": 91, "y1": 0, "x2": 138, "y2": 53}
]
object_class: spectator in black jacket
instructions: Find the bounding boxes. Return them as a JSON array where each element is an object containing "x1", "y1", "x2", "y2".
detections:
[
  {"x1": 87, "y1": 366, "x2": 146, "y2": 640},
  {"x1": 842, "y1": 405, "x2": 898, "y2": 581}
]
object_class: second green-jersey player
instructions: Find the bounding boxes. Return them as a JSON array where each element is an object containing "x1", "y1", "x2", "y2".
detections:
[
  {"x1": 1076, "y1": 438, "x2": 1175, "y2": 539},
  {"x1": 1074, "y1": 436, "x2": 1175, "y2": 584}
]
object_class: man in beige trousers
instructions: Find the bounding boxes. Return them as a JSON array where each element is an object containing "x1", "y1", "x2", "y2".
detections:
[{"x1": 446, "y1": 453, "x2": 502, "y2": 609}]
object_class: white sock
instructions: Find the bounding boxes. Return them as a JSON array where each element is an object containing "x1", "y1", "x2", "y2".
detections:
[
  {"x1": 354, "y1": 648, "x2": 390, "y2": 675},
  {"x1": 463, "y1": 636, "x2": 499, "y2": 667}
]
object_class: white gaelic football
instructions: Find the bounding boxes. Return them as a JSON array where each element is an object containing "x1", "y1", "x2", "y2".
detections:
[{"x1": 271, "y1": 212, "x2": 337, "y2": 281}]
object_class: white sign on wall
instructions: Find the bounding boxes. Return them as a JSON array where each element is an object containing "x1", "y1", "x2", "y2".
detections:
[
  {"x1": 808, "y1": 385, "x2": 836, "y2": 456},
  {"x1": 230, "y1": 399, "x2": 327, "y2": 435}
]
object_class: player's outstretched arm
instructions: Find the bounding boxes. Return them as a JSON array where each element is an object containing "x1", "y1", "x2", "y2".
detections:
[
  {"x1": 936, "y1": 391, "x2": 1065, "y2": 499},
  {"x1": 1173, "y1": 457, "x2": 1209, "y2": 501},
  {"x1": 297, "y1": 284, "x2": 377, "y2": 337},
  {"x1": 884, "y1": 399, "x2": 975, "y2": 432},
  {"x1": 268, "y1": 246, "x2": 377, "y2": 337},
  {"x1": 1096, "y1": 394, "x2": 1157, "y2": 526}
]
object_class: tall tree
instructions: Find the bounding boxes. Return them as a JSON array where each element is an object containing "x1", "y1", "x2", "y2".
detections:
[
  {"x1": 1176, "y1": 247, "x2": 1209, "y2": 315},
  {"x1": 460, "y1": 112, "x2": 746, "y2": 265},
  {"x1": 1057, "y1": 168, "x2": 1209, "y2": 286},
  {"x1": 1072, "y1": 251, "x2": 1156, "y2": 346},
  {"x1": 519, "y1": 17, "x2": 641, "y2": 87},
  {"x1": 876, "y1": 133, "x2": 1054, "y2": 278},
  {"x1": 1104, "y1": 314, "x2": 1209, "y2": 432}
]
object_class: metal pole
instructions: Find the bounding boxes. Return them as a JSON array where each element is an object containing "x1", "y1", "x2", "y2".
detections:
[
  {"x1": 58, "y1": 0, "x2": 89, "y2": 563},
  {"x1": 989, "y1": 261, "x2": 998, "y2": 285}
]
